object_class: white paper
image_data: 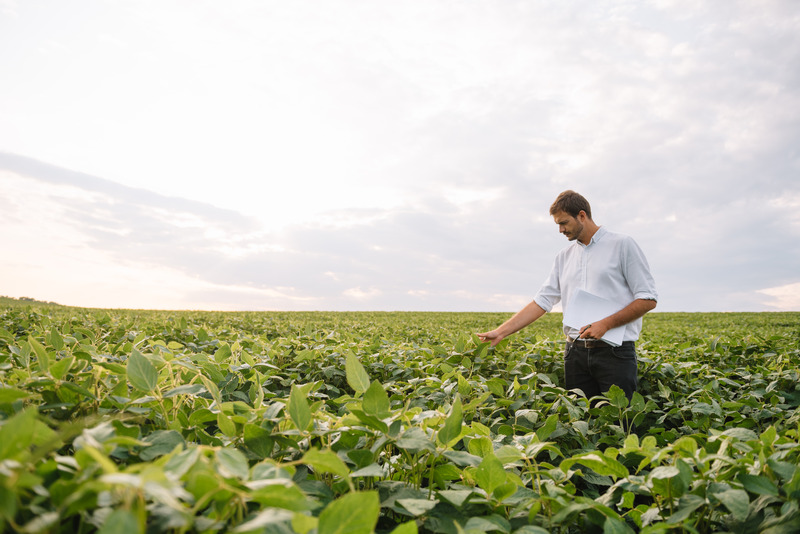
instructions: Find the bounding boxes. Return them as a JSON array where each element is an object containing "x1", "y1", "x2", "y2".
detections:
[{"x1": 563, "y1": 289, "x2": 626, "y2": 346}]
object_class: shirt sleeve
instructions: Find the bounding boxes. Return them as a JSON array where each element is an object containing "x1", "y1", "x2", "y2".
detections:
[
  {"x1": 623, "y1": 237, "x2": 658, "y2": 301},
  {"x1": 533, "y1": 255, "x2": 562, "y2": 312}
]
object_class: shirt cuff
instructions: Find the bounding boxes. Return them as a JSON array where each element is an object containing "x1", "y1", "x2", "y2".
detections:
[{"x1": 533, "y1": 295, "x2": 554, "y2": 313}]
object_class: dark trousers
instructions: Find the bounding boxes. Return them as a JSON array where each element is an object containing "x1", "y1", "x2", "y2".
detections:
[{"x1": 564, "y1": 340, "x2": 638, "y2": 402}]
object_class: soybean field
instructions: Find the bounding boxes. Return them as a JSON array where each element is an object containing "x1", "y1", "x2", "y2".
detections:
[{"x1": 1, "y1": 300, "x2": 799, "y2": 533}]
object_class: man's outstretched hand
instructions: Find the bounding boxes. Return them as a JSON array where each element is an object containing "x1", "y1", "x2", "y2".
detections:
[{"x1": 476, "y1": 330, "x2": 504, "y2": 347}]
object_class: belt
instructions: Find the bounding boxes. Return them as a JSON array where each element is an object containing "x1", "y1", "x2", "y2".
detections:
[{"x1": 566, "y1": 336, "x2": 611, "y2": 349}]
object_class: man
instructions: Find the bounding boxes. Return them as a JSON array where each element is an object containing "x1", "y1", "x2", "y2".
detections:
[{"x1": 477, "y1": 190, "x2": 657, "y2": 401}]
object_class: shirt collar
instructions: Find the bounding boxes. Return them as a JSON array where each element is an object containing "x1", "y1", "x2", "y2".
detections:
[
  {"x1": 592, "y1": 226, "x2": 607, "y2": 243},
  {"x1": 578, "y1": 226, "x2": 606, "y2": 247}
]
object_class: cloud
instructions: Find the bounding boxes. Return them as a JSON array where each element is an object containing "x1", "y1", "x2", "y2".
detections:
[
  {"x1": 0, "y1": 152, "x2": 540, "y2": 311},
  {"x1": 343, "y1": 287, "x2": 382, "y2": 301},
  {"x1": 758, "y1": 282, "x2": 800, "y2": 311},
  {"x1": 1, "y1": 2, "x2": 799, "y2": 312}
]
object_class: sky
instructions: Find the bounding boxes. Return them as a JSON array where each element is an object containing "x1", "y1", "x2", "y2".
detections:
[{"x1": 1, "y1": 0, "x2": 799, "y2": 313}]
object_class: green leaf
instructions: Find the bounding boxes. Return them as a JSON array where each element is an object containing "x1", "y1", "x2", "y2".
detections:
[
  {"x1": 603, "y1": 516, "x2": 635, "y2": 534},
  {"x1": 0, "y1": 408, "x2": 37, "y2": 460},
  {"x1": 231, "y1": 509, "x2": 293, "y2": 533},
  {"x1": 0, "y1": 486, "x2": 16, "y2": 522},
  {"x1": 214, "y1": 343, "x2": 232, "y2": 363},
  {"x1": 47, "y1": 329, "x2": 64, "y2": 351},
  {"x1": 606, "y1": 385, "x2": 629, "y2": 409},
  {"x1": 318, "y1": 491, "x2": 380, "y2": 534},
  {"x1": 551, "y1": 501, "x2": 595, "y2": 523},
  {"x1": 243, "y1": 424, "x2": 274, "y2": 459},
  {"x1": 217, "y1": 411, "x2": 236, "y2": 437},
  {"x1": 164, "y1": 447, "x2": 201, "y2": 478},
  {"x1": 0, "y1": 327, "x2": 13, "y2": 342},
  {"x1": 475, "y1": 454, "x2": 506, "y2": 495},
  {"x1": 288, "y1": 384, "x2": 312, "y2": 432},
  {"x1": 513, "y1": 527, "x2": 550, "y2": 534},
  {"x1": 432, "y1": 463, "x2": 462, "y2": 487},
  {"x1": 140, "y1": 430, "x2": 184, "y2": 461},
  {"x1": 525, "y1": 441, "x2": 563, "y2": 460},
  {"x1": 163, "y1": 384, "x2": 206, "y2": 398},
  {"x1": 713, "y1": 489, "x2": 749, "y2": 521},
  {"x1": 468, "y1": 436, "x2": 494, "y2": 458},
  {"x1": 767, "y1": 459, "x2": 797, "y2": 481},
  {"x1": 215, "y1": 447, "x2": 250, "y2": 480},
  {"x1": 493, "y1": 480, "x2": 518, "y2": 502},
  {"x1": 198, "y1": 375, "x2": 222, "y2": 406},
  {"x1": 397, "y1": 498, "x2": 439, "y2": 516},
  {"x1": 345, "y1": 353, "x2": 371, "y2": 395},
  {"x1": 483, "y1": 377, "x2": 504, "y2": 397},
  {"x1": 302, "y1": 448, "x2": 350, "y2": 478},
  {"x1": 61, "y1": 381, "x2": 97, "y2": 400},
  {"x1": 22, "y1": 512, "x2": 60, "y2": 533},
  {"x1": 760, "y1": 425, "x2": 778, "y2": 447},
  {"x1": 49, "y1": 355, "x2": 74, "y2": 380},
  {"x1": 437, "y1": 394, "x2": 463, "y2": 447},
  {"x1": 127, "y1": 349, "x2": 158, "y2": 393},
  {"x1": 495, "y1": 445, "x2": 523, "y2": 465},
  {"x1": 437, "y1": 489, "x2": 476, "y2": 508},
  {"x1": 617, "y1": 491, "x2": 636, "y2": 510},
  {"x1": 29, "y1": 335, "x2": 49, "y2": 372},
  {"x1": 363, "y1": 380, "x2": 390, "y2": 418},
  {"x1": 649, "y1": 465, "x2": 680, "y2": 479},
  {"x1": 98, "y1": 509, "x2": 140, "y2": 534},
  {"x1": 396, "y1": 427, "x2": 435, "y2": 453},
  {"x1": 464, "y1": 515, "x2": 512, "y2": 533},
  {"x1": 349, "y1": 408, "x2": 389, "y2": 433},
  {"x1": 720, "y1": 427, "x2": 758, "y2": 441},
  {"x1": 672, "y1": 436, "x2": 698, "y2": 456},
  {"x1": 666, "y1": 494, "x2": 705, "y2": 524},
  {"x1": 347, "y1": 449, "x2": 375, "y2": 469},
  {"x1": 561, "y1": 453, "x2": 629, "y2": 480},
  {"x1": 389, "y1": 521, "x2": 419, "y2": 534},
  {"x1": 760, "y1": 515, "x2": 800, "y2": 534},
  {"x1": 292, "y1": 513, "x2": 319, "y2": 534},
  {"x1": 350, "y1": 463, "x2": 384, "y2": 477},
  {"x1": 739, "y1": 474, "x2": 780, "y2": 497},
  {"x1": 189, "y1": 408, "x2": 217, "y2": 426},
  {"x1": 0, "y1": 386, "x2": 31, "y2": 404},
  {"x1": 442, "y1": 450, "x2": 482, "y2": 467},
  {"x1": 535, "y1": 414, "x2": 559, "y2": 441},
  {"x1": 649, "y1": 463, "x2": 689, "y2": 500}
]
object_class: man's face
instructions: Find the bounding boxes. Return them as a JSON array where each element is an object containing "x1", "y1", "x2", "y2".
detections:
[{"x1": 553, "y1": 210, "x2": 584, "y2": 241}]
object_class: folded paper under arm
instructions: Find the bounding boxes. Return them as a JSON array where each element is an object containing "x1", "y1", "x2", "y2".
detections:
[{"x1": 562, "y1": 289, "x2": 626, "y2": 346}]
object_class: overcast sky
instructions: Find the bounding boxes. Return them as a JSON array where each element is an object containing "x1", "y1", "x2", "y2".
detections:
[{"x1": 1, "y1": 0, "x2": 799, "y2": 312}]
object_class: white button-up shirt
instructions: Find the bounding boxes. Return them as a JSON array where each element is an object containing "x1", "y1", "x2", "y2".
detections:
[{"x1": 533, "y1": 227, "x2": 658, "y2": 342}]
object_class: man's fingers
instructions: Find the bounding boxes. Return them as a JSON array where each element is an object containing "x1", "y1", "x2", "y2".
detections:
[
  {"x1": 477, "y1": 332, "x2": 501, "y2": 346},
  {"x1": 579, "y1": 323, "x2": 593, "y2": 338}
]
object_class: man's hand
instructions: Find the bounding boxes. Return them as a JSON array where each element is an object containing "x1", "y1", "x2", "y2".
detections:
[
  {"x1": 476, "y1": 301, "x2": 546, "y2": 348},
  {"x1": 579, "y1": 320, "x2": 610, "y2": 340},
  {"x1": 578, "y1": 299, "x2": 657, "y2": 340},
  {"x1": 477, "y1": 330, "x2": 504, "y2": 347}
]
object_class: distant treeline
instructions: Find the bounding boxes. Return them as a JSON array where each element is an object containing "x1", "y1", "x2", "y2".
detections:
[{"x1": 0, "y1": 295, "x2": 62, "y2": 306}]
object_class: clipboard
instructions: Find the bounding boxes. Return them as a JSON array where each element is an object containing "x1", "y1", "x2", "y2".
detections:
[{"x1": 563, "y1": 289, "x2": 626, "y2": 346}]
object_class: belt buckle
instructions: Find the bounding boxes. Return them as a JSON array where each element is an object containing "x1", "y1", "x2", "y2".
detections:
[{"x1": 568, "y1": 336, "x2": 602, "y2": 349}]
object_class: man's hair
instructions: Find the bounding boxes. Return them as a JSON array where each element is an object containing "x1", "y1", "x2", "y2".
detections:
[{"x1": 549, "y1": 190, "x2": 592, "y2": 219}]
